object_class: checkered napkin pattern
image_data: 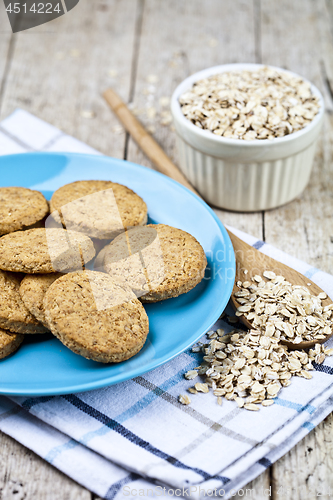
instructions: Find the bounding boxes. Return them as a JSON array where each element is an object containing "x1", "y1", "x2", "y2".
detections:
[{"x1": 1, "y1": 109, "x2": 333, "y2": 499}]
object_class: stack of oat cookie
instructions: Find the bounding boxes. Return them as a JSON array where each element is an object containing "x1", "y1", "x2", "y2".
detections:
[{"x1": 0, "y1": 181, "x2": 207, "y2": 363}]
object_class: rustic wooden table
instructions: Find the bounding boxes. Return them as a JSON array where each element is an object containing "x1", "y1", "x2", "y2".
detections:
[{"x1": 0, "y1": 0, "x2": 333, "y2": 498}]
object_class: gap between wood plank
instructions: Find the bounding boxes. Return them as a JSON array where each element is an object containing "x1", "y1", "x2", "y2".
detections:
[
  {"x1": 320, "y1": 59, "x2": 333, "y2": 111},
  {"x1": 124, "y1": 0, "x2": 145, "y2": 161},
  {"x1": 269, "y1": 466, "x2": 276, "y2": 500},
  {"x1": 0, "y1": 2, "x2": 25, "y2": 113},
  {"x1": 325, "y1": 0, "x2": 333, "y2": 38},
  {"x1": 59, "y1": 0, "x2": 68, "y2": 14},
  {"x1": 253, "y1": 0, "x2": 266, "y2": 243},
  {"x1": 253, "y1": 0, "x2": 262, "y2": 64},
  {"x1": 0, "y1": 34, "x2": 16, "y2": 117}
]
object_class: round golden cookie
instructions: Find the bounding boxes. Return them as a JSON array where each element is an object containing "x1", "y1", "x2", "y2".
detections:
[
  {"x1": 50, "y1": 180, "x2": 148, "y2": 239},
  {"x1": 0, "y1": 228, "x2": 95, "y2": 274},
  {"x1": 0, "y1": 328, "x2": 24, "y2": 359},
  {"x1": 103, "y1": 224, "x2": 207, "y2": 302},
  {"x1": 0, "y1": 270, "x2": 48, "y2": 334},
  {"x1": 0, "y1": 187, "x2": 49, "y2": 236},
  {"x1": 20, "y1": 273, "x2": 63, "y2": 328},
  {"x1": 43, "y1": 271, "x2": 149, "y2": 363}
]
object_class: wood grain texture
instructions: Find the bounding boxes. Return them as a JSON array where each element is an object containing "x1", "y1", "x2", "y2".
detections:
[
  {"x1": 0, "y1": 0, "x2": 139, "y2": 158},
  {"x1": 0, "y1": 431, "x2": 91, "y2": 500},
  {"x1": 259, "y1": 0, "x2": 333, "y2": 498},
  {"x1": 261, "y1": 0, "x2": 333, "y2": 272},
  {"x1": 312, "y1": 0, "x2": 333, "y2": 112},
  {"x1": 0, "y1": 1, "x2": 14, "y2": 113},
  {"x1": 271, "y1": 413, "x2": 333, "y2": 499},
  {"x1": 234, "y1": 471, "x2": 271, "y2": 500},
  {"x1": 126, "y1": 0, "x2": 263, "y2": 240}
]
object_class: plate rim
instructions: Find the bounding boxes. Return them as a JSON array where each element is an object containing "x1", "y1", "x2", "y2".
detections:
[{"x1": 0, "y1": 152, "x2": 235, "y2": 396}]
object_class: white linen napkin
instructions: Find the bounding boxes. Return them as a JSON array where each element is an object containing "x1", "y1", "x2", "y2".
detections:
[{"x1": 0, "y1": 109, "x2": 332, "y2": 500}]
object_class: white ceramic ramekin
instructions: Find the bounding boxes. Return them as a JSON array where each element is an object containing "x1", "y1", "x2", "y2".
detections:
[{"x1": 171, "y1": 64, "x2": 325, "y2": 211}]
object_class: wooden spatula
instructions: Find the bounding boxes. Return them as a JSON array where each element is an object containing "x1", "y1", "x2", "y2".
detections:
[
  {"x1": 103, "y1": 88, "x2": 333, "y2": 350},
  {"x1": 227, "y1": 230, "x2": 333, "y2": 349}
]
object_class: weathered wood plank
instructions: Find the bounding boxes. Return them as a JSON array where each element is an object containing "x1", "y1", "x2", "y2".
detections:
[
  {"x1": 0, "y1": 431, "x2": 91, "y2": 500},
  {"x1": 318, "y1": 0, "x2": 333, "y2": 99},
  {"x1": 260, "y1": 1, "x2": 333, "y2": 499},
  {"x1": 272, "y1": 413, "x2": 333, "y2": 499},
  {"x1": 0, "y1": 2, "x2": 14, "y2": 112},
  {"x1": 126, "y1": 0, "x2": 263, "y2": 240},
  {"x1": 261, "y1": 0, "x2": 333, "y2": 272},
  {"x1": 0, "y1": 0, "x2": 139, "y2": 158},
  {"x1": 234, "y1": 471, "x2": 271, "y2": 500}
]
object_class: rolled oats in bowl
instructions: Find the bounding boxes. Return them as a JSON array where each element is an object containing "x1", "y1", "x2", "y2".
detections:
[
  {"x1": 171, "y1": 63, "x2": 325, "y2": 211},
  {"x1": 179, "y1": 67, "x2": 320, "y2": 141}
]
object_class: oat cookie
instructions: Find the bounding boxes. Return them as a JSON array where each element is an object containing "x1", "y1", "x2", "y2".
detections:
[
  {"x1": 0, "y1": 228, "x2": 95, "y2": 274},
  {"x1": 0, "y1": 328, "x2": 24, "y2": 359},
  {"x1": 0, "y1": 270, "x2": 48, "y2": 333},
  {"x1": 103, "y1": 224, "x2": 207, "y2": 302},
  {"x1": 0, "y1": 187, "x2": 49, "y2": 236},
  {"x1": 20, "y1": 273, "x2": 63, "y2": 328},
  {"x1": 44, "y1": 271, "x2": 149, "y2": 363},
  {"x1": 50, "y1": 180, "x2": 148, "y2": 239}
]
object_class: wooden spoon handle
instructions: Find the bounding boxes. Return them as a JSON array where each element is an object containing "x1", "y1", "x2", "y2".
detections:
[{"x1": 103, "y1": 88, "x2": 197, "y2": 194}]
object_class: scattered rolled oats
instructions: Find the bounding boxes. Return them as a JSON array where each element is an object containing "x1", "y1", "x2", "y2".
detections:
[
  {"x1": 179, "y1": 67, "x2": 320, "y2": 140},
  {"x1": 195, "y1": 382, "x2": 209, "y2": 393},
  {"x1": 179, "y1": 394, "x2": 191, "y2": 405},
  {"x1": 146, "y1": 107, "x2": 157, "y2": 119},
  {"x1": 180, "y1": 325, "x2": 333, "y2": 411},
  {"x1": 80, "y1": 110, "x2": 95, "y2": 119},
  {"x1": 262, "y1": 400, "x2": 274, "y2": 407},
  {"x1": 315, "y1": 353, "x2": 326, "y2": 364},
  {"x1": 300, "y1": 370, "x2": 313, "y2": 379},
  {"x1": 160, "y1": 110, "x2": 172, "y2": 126},
  {"x1": 146, "y1": 74, "x2": 159, "y2": 84},
  {"x1": 159, "y1": 96, "x2": 170, "y2": 107},
  {"x1": 185, "y1": 370, "x2": 199, "y2": 380},
  {"x1": 244, "y1": 403, "x2": 260, "y2": 411}
]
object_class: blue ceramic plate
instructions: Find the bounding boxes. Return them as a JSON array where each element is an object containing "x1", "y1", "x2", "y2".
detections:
[{"x1": 0, "y1": 152, "x2": 235, "y2": 396}]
